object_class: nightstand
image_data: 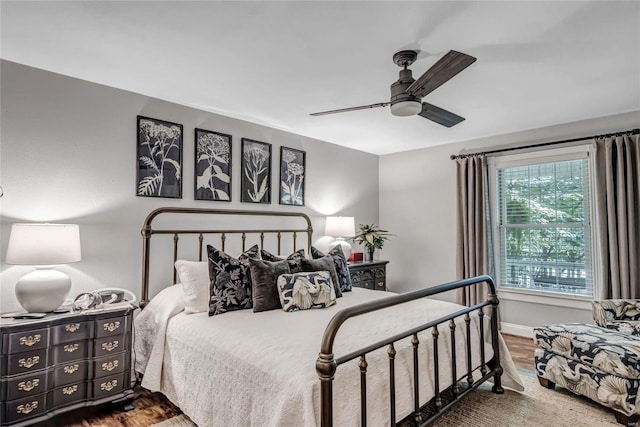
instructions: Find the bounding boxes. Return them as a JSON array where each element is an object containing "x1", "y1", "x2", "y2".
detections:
[
  {"x1": 348, "y1": 260, "x2": 389, "y2": 291},
  {"x1": 0, "y1": 305, "x2": 135, "y2": 426}
]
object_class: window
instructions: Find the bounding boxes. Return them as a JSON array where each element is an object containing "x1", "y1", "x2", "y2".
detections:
[{"x1": 490, "y1": 147, "x2": 594, "y2": 298}]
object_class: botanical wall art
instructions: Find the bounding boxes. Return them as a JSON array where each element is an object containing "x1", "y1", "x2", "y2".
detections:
[
  {"x1": 241, "y1": 138, "x2": 272, "y2": 203},
  {"x1": 136, "y1": 116, "x2": 183, "y2": 198},
  {"x1": 195, "y1": 128, "x2": 232, "y2": 201},
  {"x1": 280, "y1": 146, "x2": 305, "y2": 206}
]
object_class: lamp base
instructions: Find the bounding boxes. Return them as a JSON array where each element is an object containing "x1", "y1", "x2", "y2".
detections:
[
  {"x1": 329, "y1": 237, "x2": 352, "y2": 260},
  {"x1": 15, "y1": 268, "x2": 72, "y2": 313}
]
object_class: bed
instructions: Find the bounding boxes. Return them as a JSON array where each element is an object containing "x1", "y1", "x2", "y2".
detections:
[{"x1": 134, "y1": 207, "x2": 523, "y2": 426}]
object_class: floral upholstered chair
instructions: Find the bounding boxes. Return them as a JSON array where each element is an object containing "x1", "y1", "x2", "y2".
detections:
[
  {"x1": 534, "y1": 300, "x2": 640, "y2": 426},
  {"x1": 593, "y1": 299, "x2": 640, "y2": 336}
]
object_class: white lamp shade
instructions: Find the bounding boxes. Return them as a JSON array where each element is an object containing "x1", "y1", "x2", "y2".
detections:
[
  {"x1": 324, "y1": 216, "x2": 355, "y2": 238},
  {"x1": 390, "y1": 100, "x2": 422, "y2": 116},
  {"x1": 6, "y1": 223, "x2": 81, "y2": 265}
]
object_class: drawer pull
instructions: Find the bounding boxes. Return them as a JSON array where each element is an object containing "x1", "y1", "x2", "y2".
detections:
[
  {"x1": 100, "y1": 379, "x2": 118, "y2": 392},
  {"x1": 16, "y1": 401, "x2": 38, "y2": 415},
  {"x1": 64, "y1": 364, "x2": 80, "y2": 374},
  {"x1": 377, "y1": 281, "x2": 384, "y2": 287},
  {"x1": 102, "y1": 360, "x2": 119, "y2": 372},
  {"x1": 103, "y1": 321, "x2": 121, "y2": 333},
  {"x1": 63, "y1": 385, "x2": 78, "y2": 395},
  {"x1": 18, "y1": 356, "x2": 40, "y2": 369},
  {"x1": 64, "y1": 343, "x2": 80, "y2": 353},
  {"x1": 102, "y1": 341, "x2": 119, "y2": 352},
  {"x1": 65, "y1": 323, "x2": 81, "y2": 333},
  {"x1": 18, "y1": 379, "x2": 40, "y2": 391},
  {"x1": 19, "y1": 334, "x2": 41, "y2": 347}
]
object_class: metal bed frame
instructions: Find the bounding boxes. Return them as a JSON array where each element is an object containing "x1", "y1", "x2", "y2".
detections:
[
  {"x1": 140, "y1": 207, "x2": 313, "y2": 308},
  {"x1": 139, "y1": 207, "x2": 503, "y2": 426}
]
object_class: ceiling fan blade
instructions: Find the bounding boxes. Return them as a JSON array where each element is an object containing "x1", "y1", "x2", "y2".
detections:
[
  {"x1": 310, "y1": 102, "x2": 389, "y2": 116},
  {"x1": 419, "y1": 102, "x2": 465, "y2": 127},
  {"x1": 407, "y1": 50, "x2": 476, "y2": 98}
]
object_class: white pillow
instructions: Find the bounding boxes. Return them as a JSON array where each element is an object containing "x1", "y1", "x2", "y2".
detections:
[{"x1": 174, "y1": 260, "x2": 210, "y2": 314}]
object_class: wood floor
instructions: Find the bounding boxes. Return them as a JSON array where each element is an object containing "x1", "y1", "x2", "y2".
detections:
[
  {"x1": 31, "y1": 334, "x2": 536, "y2": 426},
  {"x1": 502, "y1": 333, "x2": 536, "y2": 370}
]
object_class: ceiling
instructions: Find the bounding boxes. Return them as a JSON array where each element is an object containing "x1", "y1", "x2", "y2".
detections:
[{"x1": 1, "y1": 1, "x2": 639, "y2": 155}]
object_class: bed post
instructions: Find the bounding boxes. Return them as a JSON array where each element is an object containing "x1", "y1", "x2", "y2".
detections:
[
  {"x1": 140, "y1": 223, "x2": 152, "y2": 309},
  {"x1": 488, "y1": 291, "x2": 504, "y2": 394},
  {"x1": 316, "y1": 352, "x2": 337, "y2": 426}
]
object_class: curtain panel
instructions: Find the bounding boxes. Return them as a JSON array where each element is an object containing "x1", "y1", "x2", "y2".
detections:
[
  {"x1": 455, "y1": 156, "x2": 491, "y2": 306},
  {"x1": 594, "y1": 134, "x2": 640, "y2": 299}
]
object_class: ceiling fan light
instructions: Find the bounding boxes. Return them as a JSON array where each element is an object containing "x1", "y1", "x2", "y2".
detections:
[{"x1": 390, "y1": 100, "x2": 421, "y2": 117}]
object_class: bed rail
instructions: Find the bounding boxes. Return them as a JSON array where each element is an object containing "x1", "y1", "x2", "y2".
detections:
[
  {"x1": 316, "y1": 274, "x2": 502, "y2": 426},
  {"x1": 140, "y1": 207, "x2": 313, "y2": 308}
]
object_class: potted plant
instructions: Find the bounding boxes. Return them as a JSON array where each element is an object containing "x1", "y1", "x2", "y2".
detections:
[{"x1": 352, "y1": 223, "x2": 393, "y2": 261}]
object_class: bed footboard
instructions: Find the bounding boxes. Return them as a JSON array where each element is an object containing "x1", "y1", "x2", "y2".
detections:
[{"x1": 316, "y1": 275, "x2": 502, "y2": 427}]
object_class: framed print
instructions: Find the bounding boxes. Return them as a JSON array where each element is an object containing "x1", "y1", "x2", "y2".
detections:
[
  {"x1": 279, "y1": 146, "x2": 305, "y2": 206},
  {"x1": 136, "y1": 115, "x2": 183, "y2": 198},
  {"x1": 241, "y1": 138, "x2": 271, "y2": 203},
  {"x1": 195, "y1": 128, "x2": 232, "y2": 201}
]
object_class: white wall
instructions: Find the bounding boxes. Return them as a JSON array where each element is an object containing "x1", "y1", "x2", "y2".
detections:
[
  {"x1": 380, "y1": 110, "x2": 640, "y2": 333},
  {"x1": 0, "y1": 60, "x2": 380, "y2": 312}
]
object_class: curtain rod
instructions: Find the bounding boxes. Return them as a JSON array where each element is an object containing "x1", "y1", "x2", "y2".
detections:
[{"x1": 449, "y1": 128, "x2": 640, "y2": 160}]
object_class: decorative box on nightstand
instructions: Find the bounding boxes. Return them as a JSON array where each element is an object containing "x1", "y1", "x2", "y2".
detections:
[
  {"x1": 0, "y1": 305, "x2": 135, "y2": 426},
  {"x1": 348, "y1": 260, "x2": 389, "y2": 291}
]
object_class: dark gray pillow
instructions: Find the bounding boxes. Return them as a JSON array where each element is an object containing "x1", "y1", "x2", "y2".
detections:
[
  {"x1": 207, "y1": 244, "x2": 260, "y2": 316},
  {"x1": 249, "y1": 258, "x2": 291, "y2": 313},
  {"x1": 311, "y1": 245, "x2": 353, "y2": 292},
  {"x1": 277, "y1": 271, "x2": 336, "y2": 312},
  {"x1": 260, "y1": 248, "x2": 305, "y2": 273},
  {"x1": 300, "y1": 256, "x2": 342, "y2": 298}
]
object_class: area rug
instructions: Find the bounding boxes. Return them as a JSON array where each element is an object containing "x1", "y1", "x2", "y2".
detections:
[{"x1": 151, "y1": 371, "x2": 619, "y2": 426}]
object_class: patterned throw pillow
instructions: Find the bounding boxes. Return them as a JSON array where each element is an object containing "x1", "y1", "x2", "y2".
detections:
[
  {"x1": 249, "y1": 258, "x2": 291, "y2": 313},
  {"x1": 207, "y1": 244, "x2": 260, "y2": 316},
  {"x1": 300, "y1": 256, "x2": 342, "y2": 298},
  {"x1": 311, "y1": 245, "x2": 352, "y2": 292},
  {"x1": 277, "y1": 271, "x2": 336, "y2": 312},
  {"x1": 260, "y1": 248, "x2": 305, "y2": 273}
]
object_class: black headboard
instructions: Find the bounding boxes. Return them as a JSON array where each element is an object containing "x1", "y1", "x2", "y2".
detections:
[{"x1": 140, "y1": 207, "x2": 313, "y2": 307}]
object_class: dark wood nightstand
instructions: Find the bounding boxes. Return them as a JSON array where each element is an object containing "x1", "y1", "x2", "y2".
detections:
[
  {"x1": 0, "y1": 305, "x2": 135, "y2": 426},
  {"x1": 348, "y1": 260, "x2": 389, "y2": 291}
]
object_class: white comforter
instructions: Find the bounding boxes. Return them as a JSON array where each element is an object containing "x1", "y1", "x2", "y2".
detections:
[{"x1": 135, "y1": 286, "x2": 523, "y2": 427}]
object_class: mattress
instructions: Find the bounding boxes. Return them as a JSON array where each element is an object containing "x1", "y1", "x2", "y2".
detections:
[{"x1": 134, "y1": 286, "x2": 523, "y2": 426}]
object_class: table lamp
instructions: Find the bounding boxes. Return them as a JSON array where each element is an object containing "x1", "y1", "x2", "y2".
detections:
[
  {"x1": 325, "y1": 216, "x2": 355, "y2": 259},
  {"x1": 5, "y1": 223, "x2": 81, "y2": 313}
]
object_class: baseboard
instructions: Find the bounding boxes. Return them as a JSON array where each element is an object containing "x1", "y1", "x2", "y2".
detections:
[{"x1": 501, "y1": 322, "x2": 534, "y2": 338}]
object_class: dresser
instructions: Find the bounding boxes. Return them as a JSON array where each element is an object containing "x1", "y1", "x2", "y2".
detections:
[
  {"x1": 0, "y1": 306, "x2": 135, "y2": 426},
  {"x1": 348, "y1": 260, "x2": 389, "y2": 291}
]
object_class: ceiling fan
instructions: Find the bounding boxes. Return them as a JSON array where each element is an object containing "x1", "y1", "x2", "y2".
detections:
[{"x1": 310, "y1": 49, "x2": 476, "y2": 127}]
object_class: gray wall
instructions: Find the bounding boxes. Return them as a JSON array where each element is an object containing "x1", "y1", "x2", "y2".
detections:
[
  {"x1": 379, "y1": 110, "x2": 640, "y2": 333},
  {"x1": 2, "y1": 58, "x2": 638, "y2": 334},
  {"x1": 0, "y1": 60, "x2": 380, "y2": 312}
]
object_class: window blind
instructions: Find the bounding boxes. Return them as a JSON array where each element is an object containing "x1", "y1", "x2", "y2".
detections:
[{"x1": 496, "y1": 158, "x2": 593, "y2": 296}]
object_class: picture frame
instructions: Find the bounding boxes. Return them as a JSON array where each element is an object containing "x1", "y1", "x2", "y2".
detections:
[
  {"x1": 241, "y1": 138, "x2": 272, "y2": 203},
  {"x1": 279, "y1": 146, "x2": 305, "y2": 206},
  {"x1": 136, "y1": 115, "x2": 183, "y2": 198},
  {"x1": 195, "y1": 128, "x2": 232, "y2": 201}
]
